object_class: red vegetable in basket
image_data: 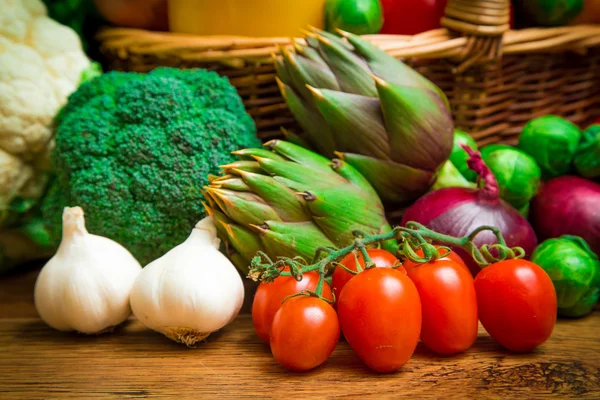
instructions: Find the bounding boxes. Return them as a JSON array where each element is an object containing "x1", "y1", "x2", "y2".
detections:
[
  {"x1": 401, "y1": 146, "x2": 538, "y2": 276},
  {"x1": 531, "y1": 176, "x2": 600, "y2": 256},
  {"x1": 379, "y1": 0, "x2": 448, "y2": 35}
]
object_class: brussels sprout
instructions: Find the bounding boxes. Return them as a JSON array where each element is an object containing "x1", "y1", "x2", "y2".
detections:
[
  {"x1": 482, "y1": 146, "x2": 541, "y2": 209},
  {"x1": 531, "y1": 236, "x2": 600, "y2": 318},
  {"x1": 480, "y1": 143, "x2": 513, "y2": 160},
  {"x1": 518, "y1": 115, "x2": 581, "y2": 179},
  {"x1": 431, "y1": 160, "x2": 477, "y2": 191},
  {"x1": 574, "y1": 124, "x2": 600, "y2": 179},
  {"x1": 449, "y1": 130, "x2": 478, "y2": 182}
]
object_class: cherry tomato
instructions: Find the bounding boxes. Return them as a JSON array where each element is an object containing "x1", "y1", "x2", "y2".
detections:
[
  {"x1": 407, "y1": 259, "x2": 478, "y2": 355},
  {"x1": 252, "y1": 267, "x2": 333, "y2": 344},
  {"x1": 474, "y1": 259, "x2": 557, "y2": 353},
  {"x1": 402, "y1": 245, "x2": 468, "y2": 273},
  {"x1": 337, "y1": 268, "x2": 421, "y2": 373},
  {"x1": 270, "y1": 296, "x2": 340, "y2": 372},
  {"x1": 379, "y1": 0, "x2": 448, "y2": 35},
  {"x1": 332, "y1": 249, "x2": 406, "y2": 299}
]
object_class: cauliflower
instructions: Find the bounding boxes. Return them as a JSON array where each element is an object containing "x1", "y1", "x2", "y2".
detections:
[
  {"x1": 0, "y1": 0, "x2": 92, "y2": 270},
  {"x1": 0, "y1": 0, "x2": 90, "y2": 209}
]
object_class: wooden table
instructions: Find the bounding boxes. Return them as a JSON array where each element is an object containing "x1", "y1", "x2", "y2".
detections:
[{"x1": 1, "y1": 268, "x2": 599, "y2": 399}]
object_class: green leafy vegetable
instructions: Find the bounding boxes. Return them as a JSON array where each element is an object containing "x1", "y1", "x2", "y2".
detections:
[
  {"x1": 481, "y1": 145, "x2": 541, "y2": 209},
  {"x1": 518, "y1": 115, "x2": 581, "y2": 179},
  {"x1": 42, "y1": 68, "x2": 261, "y2": 265},
  {"x1": 531, "y1": 236, "x2": 600, "y2": 318},
  {"x1": 574, "y1": 124, "x2": 600, "y2": 179}
]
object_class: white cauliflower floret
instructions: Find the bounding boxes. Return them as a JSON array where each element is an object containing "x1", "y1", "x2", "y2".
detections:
[{"x1": 0, "y1": 0, "x2": 90, "y2": 208}]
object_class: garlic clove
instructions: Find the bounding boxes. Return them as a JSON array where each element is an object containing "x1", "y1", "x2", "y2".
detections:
[
  {"x1": 130, "y1": 217, "x2": 245, "y2": 347},
  {"x1": 34, "y1": 207, "x2": 142, "y2": 334}
]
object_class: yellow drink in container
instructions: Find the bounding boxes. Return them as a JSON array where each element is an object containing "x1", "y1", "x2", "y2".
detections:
[{"x1": 168, "y1": 0, "x2": 326, "y2": 37}]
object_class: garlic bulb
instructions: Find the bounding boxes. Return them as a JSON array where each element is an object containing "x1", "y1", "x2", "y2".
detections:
[
  {"x1": 130, "y1": 217, "x2": 244, "y2": 347},
  {"x1": 34, "y1": 207, "x2": 142, "y2": 334}
]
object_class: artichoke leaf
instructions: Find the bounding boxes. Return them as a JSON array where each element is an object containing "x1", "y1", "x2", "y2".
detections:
[
  {"x1": 376, "y1": 78, "x2": 453, "y2": 171},
  {"x1": 309, "y1": 87, "x2": 391, "y2": 160},
  {"x1": 340, "y1": 152, "x2": 435, "y2": 205}
]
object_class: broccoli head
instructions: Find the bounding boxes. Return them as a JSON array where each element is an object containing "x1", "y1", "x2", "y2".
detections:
[{"x1": 42, "y1": 67, "x2": 261, "y2": 265}]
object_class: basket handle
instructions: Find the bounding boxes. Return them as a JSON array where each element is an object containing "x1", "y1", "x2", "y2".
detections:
[{"x1": 441, "y1": 0, "x2": 511, "y2": 70}]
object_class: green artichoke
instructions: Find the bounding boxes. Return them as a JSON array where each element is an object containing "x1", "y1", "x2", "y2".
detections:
[
  {"x1": 531, "y1": 235, "x2": 600, "y2": 318},
  {"x1": 275, "y1": 29, "x2": 454, "y2": 206},
  {"x1": 574, "y1": 124, "x2": 600, "y2": 179},
  {"x1": 518, "y1": 115, "x2": 581, "y2": 179},
  {"x1": 204, "y1": 140, "x2": 397, "y2": 273}
]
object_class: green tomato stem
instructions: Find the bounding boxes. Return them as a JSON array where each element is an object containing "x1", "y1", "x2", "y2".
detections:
[{"x1": 249, "y1": 222, "x2": 524, "y2": 299}]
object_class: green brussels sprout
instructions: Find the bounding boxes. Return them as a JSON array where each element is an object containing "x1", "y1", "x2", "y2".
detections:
[
  {"x1": 449, "y1": 130, "x2": 478, "y2": 182},
  {"x1": 481, "y1": 146, "x2": 541, "y2": 209},
  {"x1": 431, "y1": 160, "x2": 477, "y2": 191},
  {"x1": 531, "y1": 236, "x2": 600, "y2": 318},
  {"x1": 480, "y1": 143, "x2": 513, "y2": 160},
  {"x1": 518, "y1": 115, "x2": 581, "y2": 179},
  {"x1": 574, "y1": 124, "x2": 600, "y2": 179}
]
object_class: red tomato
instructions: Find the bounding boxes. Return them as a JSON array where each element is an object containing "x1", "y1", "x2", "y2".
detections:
[
  {"x1": 337, "y1": 268, "x2": 422, "y2": 373},
  {"x1": 379, "y1": 0, "x2": 448, "y2": 35},
  {"x1": 252, "y1": 267, "x2": 333, "y2": 344},
  {"x1": 270, "y1": 296, "x2": 340, "y2": 372},
  {"x1": 474, "y1": 259, "x2": 557, "y2": 353},
  {"x1": 402, "y1": 245, "x2": 468, "y2": 273},
  {"x1": 407, "y1": 259, "x2": 478, "y2": 355},
  {"x1": 332, "y1": 249, "x2": 405, "y2": 299}
]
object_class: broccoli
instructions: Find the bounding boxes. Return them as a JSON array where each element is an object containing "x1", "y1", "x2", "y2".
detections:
[{"x1": 42, "y1": 67, "x2": 261, "y2": 265}]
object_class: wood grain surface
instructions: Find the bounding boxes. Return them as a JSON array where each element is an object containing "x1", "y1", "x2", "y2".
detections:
[{"x1": 1, "y1": 269, "x2": 599, "y2": 399}]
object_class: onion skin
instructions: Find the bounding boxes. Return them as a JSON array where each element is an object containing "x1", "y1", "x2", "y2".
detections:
[
  {"x1": 402, "y1": 146, "x2": 538, "y2": 276},
  {"x1": 402, "y1": 188, "x2": 538, "y2": 276},
  {"x1": 531, "y1": 176, "x2": 600, "y2": 256}
]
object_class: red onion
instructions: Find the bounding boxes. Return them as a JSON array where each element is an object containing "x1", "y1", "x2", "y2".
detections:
[
  {"x1": 531, "y1": 176, "x2": 600, "y2": 256},
  {"x1": 401, "y1": 146, "x2": 538, "y2": 276}
]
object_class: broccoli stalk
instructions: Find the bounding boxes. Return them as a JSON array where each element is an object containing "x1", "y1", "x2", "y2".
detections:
[{"x1": 42, "y1": 68, "x2": 261, "y2": 265}]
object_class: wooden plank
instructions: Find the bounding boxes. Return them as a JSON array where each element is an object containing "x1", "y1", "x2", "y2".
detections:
[
  {"x1": 1, "y1": 268, "x2": 599, "y2": 398},
  {"x1": 0, "y1": 314, "x2": 598, "y2": 399}
]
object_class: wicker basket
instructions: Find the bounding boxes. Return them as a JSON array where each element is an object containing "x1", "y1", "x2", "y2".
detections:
[{"x1": 97, "y1": 0, "x2": 600, "y2": 146}]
